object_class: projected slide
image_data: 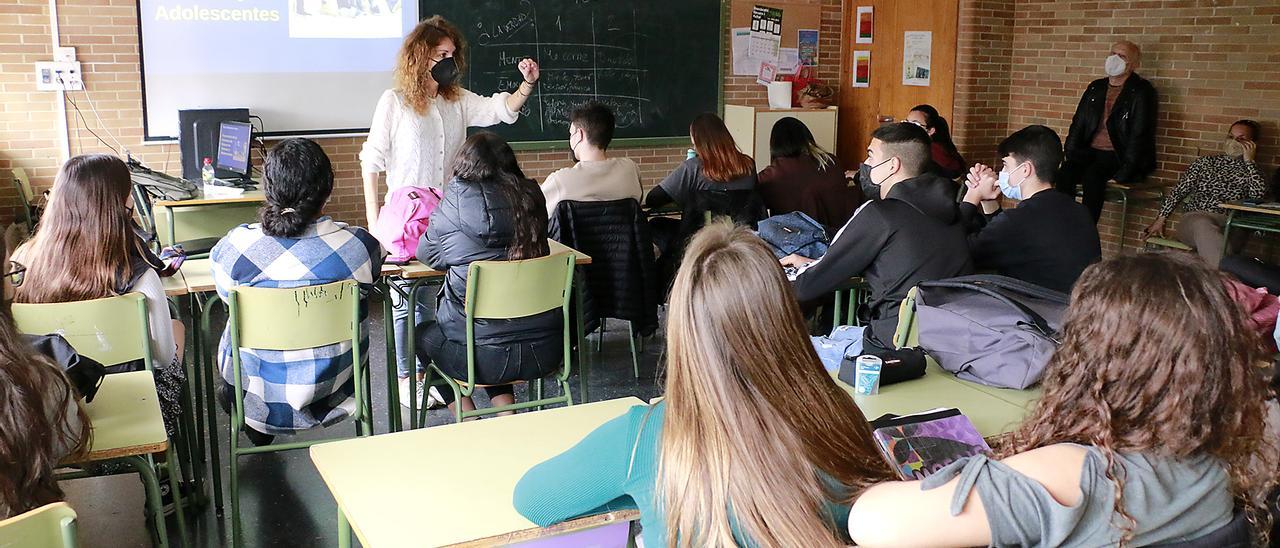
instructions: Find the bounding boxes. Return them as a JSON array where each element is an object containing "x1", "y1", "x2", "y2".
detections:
[{"x1": 139, "y1": 0, "x2": 418, "y2": 140}]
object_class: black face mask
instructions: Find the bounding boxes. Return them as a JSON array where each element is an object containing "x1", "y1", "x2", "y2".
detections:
[
  {"x1": 859, "y1": 157, "x2": 895, "y2": 200},
  {"x1": 430, "y1": 57, "x2": 459, "y2": 87}
]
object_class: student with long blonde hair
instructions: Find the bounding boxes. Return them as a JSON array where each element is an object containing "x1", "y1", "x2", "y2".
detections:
[
  {"x1": 14, "y1": 154, "x2": 186, "y2": 434},
  {"x1": 849, "y1": 252, "x2": 1279, "y2": 546},
  {"x1": 514, "y1": 222, "x2": 894, "y2": 547}
]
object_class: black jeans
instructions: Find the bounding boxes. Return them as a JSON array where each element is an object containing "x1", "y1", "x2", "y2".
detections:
[
  {"x1": 1055, "y1": 147, "x2": 1121, "y2": 223},
  {"x1": 415, "y1": 321, "x2": 563, "y2": 404}
]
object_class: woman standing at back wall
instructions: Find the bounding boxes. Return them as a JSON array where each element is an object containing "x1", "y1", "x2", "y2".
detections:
[{"x1": 360, "y1": 15, "x2": 540, "y2": 409}]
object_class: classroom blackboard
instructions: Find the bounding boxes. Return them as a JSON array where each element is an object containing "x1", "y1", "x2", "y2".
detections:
[{"x1": 420, "y1": 0, "x2": 724, "y2": 145}]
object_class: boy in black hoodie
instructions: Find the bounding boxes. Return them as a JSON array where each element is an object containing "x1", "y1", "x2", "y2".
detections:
[{"x1": 783, "y1": 122, "x2": 972, "y2": 353}]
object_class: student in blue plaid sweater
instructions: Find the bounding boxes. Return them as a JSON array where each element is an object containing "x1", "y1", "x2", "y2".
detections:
[{"x1": 211, "y1": 139, "x2": 382, "y2": 445}]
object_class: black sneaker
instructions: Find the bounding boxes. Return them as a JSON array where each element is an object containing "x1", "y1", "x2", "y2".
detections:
[{"x1": 243, "y1": 425, "x2": 275, "y2": 447}]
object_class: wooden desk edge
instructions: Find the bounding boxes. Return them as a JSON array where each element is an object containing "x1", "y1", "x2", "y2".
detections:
[
  {"x1": 444, "y1": 509, "x2": 641, "y2": 548},
  {"x1": 66, "y1": 440, "x2": 169, "y2": 464},
  {"x1": 1219, "y1": 202, "x2": 1280, "y2": 216},
  {"x1": 153, "y1": 195, "x2": 266, "y2": 208}
]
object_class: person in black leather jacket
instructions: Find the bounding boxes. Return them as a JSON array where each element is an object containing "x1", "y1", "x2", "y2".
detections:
[
  {"x1": 1055, "y1": 40, "x2": 1158, "y2": 223},
  {"x1": 415, "y1": 132, "x2": 562, "y2": 415}
]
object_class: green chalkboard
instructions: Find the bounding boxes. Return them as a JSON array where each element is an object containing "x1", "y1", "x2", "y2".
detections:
[{"x1": 420, "y1": 0, "x2": 724, "y2": 146}]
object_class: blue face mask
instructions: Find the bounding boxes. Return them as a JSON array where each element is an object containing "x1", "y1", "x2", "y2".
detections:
[{"x1": 997, "y1": 162, "x2": 1027, "y2": 201}]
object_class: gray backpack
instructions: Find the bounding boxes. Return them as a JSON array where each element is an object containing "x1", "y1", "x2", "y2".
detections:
[{"x1": 914, "y1": 275, "x2": 1069, "y2": 389}]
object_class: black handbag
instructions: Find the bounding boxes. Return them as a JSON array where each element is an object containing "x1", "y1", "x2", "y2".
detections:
[{"x1": 24, "y1": 333, "x2": 107, "y2": 402}]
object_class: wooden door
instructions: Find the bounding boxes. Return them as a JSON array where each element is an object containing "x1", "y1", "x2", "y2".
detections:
[{"x1": 837, "y1": 0, "x2": 960, "y2": 170}]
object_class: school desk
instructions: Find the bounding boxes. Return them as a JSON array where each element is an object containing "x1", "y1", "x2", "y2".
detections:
[
  {"x1": 61, "y1": 371, "x2": 188, "y2": 547},
  {"x1": 384, "y1": 240, "x2": 596, "y2": 431},
  {"x1": 152, "y1": 190, "x2": 265, "y2": 247},
  {"x1": 1071, "y1": 181, "x2": 1170, "y2": 250},
  {"x1": 1219, "y1": 201, "x2": 1280, "y2": 257},
  {"x1": 836, "y1": 362, "x2": 1039, "y2": 438},
  {"x1": 310, "y1": 397, "x2": 645, "y2": 548}
]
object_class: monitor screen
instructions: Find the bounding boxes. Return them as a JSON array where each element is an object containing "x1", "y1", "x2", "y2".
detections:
[{"x1": 216, "y1": 121, "x2": 252, "y2": 176}]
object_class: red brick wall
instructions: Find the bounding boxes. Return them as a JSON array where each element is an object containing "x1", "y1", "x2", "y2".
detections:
[
  {"x1": 952, "y1": 0, "x2": 1015, "y2": 167},
  {"x1": 1004, "y1": 0, "x2": 1280, "y2": 255},
  {"x1": 0, "y1": 0, "x2": 843, "y2": 226}
]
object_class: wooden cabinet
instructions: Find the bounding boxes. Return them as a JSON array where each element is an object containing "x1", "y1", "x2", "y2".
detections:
[{"x1": 724, "y1": 105, "x2": 840, "y2": 173}]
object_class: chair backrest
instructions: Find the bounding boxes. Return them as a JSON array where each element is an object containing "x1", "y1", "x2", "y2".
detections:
[
  {"x1": 0, "y1": 501, "x2": 78, "y2": 548},
  {"x1": 892, "y1": 286, "x2": 920, "y2": 349},
  {"x1": 549, "y1": 199, "x2": 659, "y2": 325},
  {"x1": 229, "y1": 280, "x2": 361, "y2": 351},
  {"x1": 465, "y1": 253, "x2": 576, "y2": 320},
  {"x1": 11, "y1": 168, "x2": 35, "y2": 231},
  {"x1": 12, "y1": 293, "x2": 153, "y2": 369}
]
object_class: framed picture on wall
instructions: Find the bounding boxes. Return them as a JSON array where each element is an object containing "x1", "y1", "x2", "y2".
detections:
[
  {"x1": 856, "y1": 6, "x2": 873, "y2": 44},
  {"x1": 853, "y1": 50, "x2": 871, "y2": 87}
]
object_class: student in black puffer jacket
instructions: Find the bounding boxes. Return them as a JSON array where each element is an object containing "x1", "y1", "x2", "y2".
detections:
[{"x1": 415, "y1": 132, "x2": 562, "y2": 415}]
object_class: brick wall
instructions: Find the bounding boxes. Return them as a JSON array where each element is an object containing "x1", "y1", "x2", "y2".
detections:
[
  {"x1": 0, "y1": 0, "x2": 841, "y2": 226},
  {"x1": 1004, "y1": 0, "x2": 1280, "y2": 256},
  {"x1": 951, "y1": 0, "x2": 1015, "y2": 167}
]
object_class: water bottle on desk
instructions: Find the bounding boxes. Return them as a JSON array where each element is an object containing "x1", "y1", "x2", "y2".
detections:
[
  {"x1": 201, "y1": 157, "x2": 215, "y2": 194},
  {"x1": 686, "y1": 149, "x2": 696, "y2": 160}
]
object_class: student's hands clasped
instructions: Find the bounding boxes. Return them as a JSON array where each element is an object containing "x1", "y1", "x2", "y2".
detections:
[{"x1": 963, "y1": 163, "x2": 1001, "y2": 203}]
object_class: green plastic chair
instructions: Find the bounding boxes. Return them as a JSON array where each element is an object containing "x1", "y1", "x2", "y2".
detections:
[
  {"x1": 424, "y1": 253, "x2": 577, "y2": 423},
  {"x1": 225, "y1": 280, "x2": 372, "y2": 547},
  {"x1": 0, "y1": 501, "x2": 78, "y2": 547},
  {"x1": 832, "y1": 278, "x2": 871, "y2": 327},
  {"x1": 1143, "y1": 236, "x2": 1193, "y2": 252},
  {"x1": 892, "y1": 287, "x2": 921, "y2": 349},
  {"x1": 11, "y1": 293, "x2": 190, "y2": 547}
]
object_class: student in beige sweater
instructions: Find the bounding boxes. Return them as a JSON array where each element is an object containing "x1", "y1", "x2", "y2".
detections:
[{"x1": 541, "y1": 102, "x2": 643, "y2": 216}]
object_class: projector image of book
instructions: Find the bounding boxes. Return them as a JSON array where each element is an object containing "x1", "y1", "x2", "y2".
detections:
[{"x1": 869, "y1": 408, "x2": 990, "y2": 481}]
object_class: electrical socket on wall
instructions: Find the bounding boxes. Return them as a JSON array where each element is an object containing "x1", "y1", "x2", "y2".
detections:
[{"x1": 34, "y1": 61, "x2": 83, "y2": 91}]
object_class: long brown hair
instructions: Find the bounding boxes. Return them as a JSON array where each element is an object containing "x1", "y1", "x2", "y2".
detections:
[
  {"x1": 15, "y1": 154, "x2": 146, "y2": 304},
  {"x1": 451, "y1": 132, "x2": 548, "y2": 260},
  {"x1": 659, "y1": 222, "x2": 894, "y2": 547},
  {"x1": 395, "y1": 15, "x2": 466, "y2": 115},
  {"x1": 690, "y1": 113, "x2": 755, "y2": 183},
  {"x1": 999, "y1": 252, "x2": 1278, "y2": 545},
  {"x1": 0, "y1": 236, "x2": 91, "y2": 518}
]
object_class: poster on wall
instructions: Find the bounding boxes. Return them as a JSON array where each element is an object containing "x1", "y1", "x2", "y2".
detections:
[
  {"x1": 797, "y1": 29, "x2": 819, "y2": 67},
  {"x1": 855, "y1": 6, "x2": 873, "y2": 44},
  {"x1": 852, "y1": 50, "x2": 871, "y2": 88},
  {"x1": 731, "y1": 27, "x2": 758, "y2": 76},
  {"x1": 749, "y1": 5, "x2": 784, "y2": 72},
  {"x1": 902, "y1": 31, "x2": 932, "y2": 86}
]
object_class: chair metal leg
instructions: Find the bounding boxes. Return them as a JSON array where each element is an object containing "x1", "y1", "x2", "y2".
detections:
[
  {"x1": 124, "y1": 455, "x2": 170, "y2": 548},
  {"x1": 164, "y1": 445, "x2": 190, "y2": 547},
  {"x1": 183, "y1": 295, "x2": 207, "y2": 504},
  {"x1": 627, "y1": 321, "x2": 640, "y2": 378},
  {"x1": 382, "y1": 280, "x2": 402, "y2": 433},
  {"x1": 228, "y1": 406, "x2": 242, "y2": 547},
  {"x1": 596, "y1": 318, "x2": 605, "y2": 352},
  {"x1": 1222, "y1": 210, "x2": 1237, "y2": 259},
  {"x1": 832, "y1": 290, "x2": 844, "y2": 328},
  {"x1": 1118, "y1": 190, "x2": 1130, "y2": 250},
  {"x1": 576, "y1": 282, "x2": 590, "y2": 403},
  {"x1": 199, "y1": 294, "x2": 225, "y2": 516}
]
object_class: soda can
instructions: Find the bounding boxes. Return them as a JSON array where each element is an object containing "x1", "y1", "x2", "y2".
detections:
[{"x1": 854, "y1": 355, "x2": 883, "y2": 395}]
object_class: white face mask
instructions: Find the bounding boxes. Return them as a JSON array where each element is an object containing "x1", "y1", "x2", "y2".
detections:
[{"x1": 1104, "y1": 54, "x2": 1127, "y2": 77}]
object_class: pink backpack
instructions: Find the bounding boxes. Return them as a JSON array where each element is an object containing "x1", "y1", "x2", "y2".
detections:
[{"x1": 372, "y1": 185, "x2": 443, "y2": 263}]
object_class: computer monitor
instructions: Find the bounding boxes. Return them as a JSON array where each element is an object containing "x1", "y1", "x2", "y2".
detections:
[{"x1": 216, "y1": 121, "x2": 252, "y2": 178}]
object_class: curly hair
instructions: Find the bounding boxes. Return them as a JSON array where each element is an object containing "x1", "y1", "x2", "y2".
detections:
[
  {"x1": 395, "y1": 15, "x2": 466, "y2": 115},
  {"x1": 997, "y1": 251, "x2": 1278, "y2": 545}
]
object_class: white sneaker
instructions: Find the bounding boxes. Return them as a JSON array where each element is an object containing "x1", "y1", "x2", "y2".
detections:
[
  {"x1": 399, "y1": 377, "x2": 446, "y2": 409},
  {"x1": 398, "y1": 377, "x2": 424, "y2": 408}
]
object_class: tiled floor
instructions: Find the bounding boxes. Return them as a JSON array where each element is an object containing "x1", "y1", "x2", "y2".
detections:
[{"x1": 61, "y1": 298, "x2": 666, "y2": 547}]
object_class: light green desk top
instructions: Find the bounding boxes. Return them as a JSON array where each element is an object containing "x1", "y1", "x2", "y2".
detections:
[
  {"x1": 837, "y1": 363, "x2": 1038, "y2": 438},
  {"x1": 310, "y1": 397, "x2": 644, "y2": 547},
  {"x1": 396, "y1": 240, "x2": 593, "y2": 280},
  {"x1": 153, "y1": 190, "x2": 266, "y2": 208},
  {"x1": 68, "y1": 371, "x2": 168, "y2": 463},
  {"x1": 161, "y1": 271, "x2": 188, "y2": 297},
  {"x1": 181, "y1": 258, "x2": 215, "y2": 294}
]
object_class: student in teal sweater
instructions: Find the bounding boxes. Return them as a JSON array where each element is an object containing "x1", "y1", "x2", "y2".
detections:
[{"x1": 513, "y1": 221, "x2": 895, "y2": 547}]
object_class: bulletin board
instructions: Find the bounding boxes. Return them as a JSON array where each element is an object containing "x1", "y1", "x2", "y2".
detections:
[{"x1": 729, "y1": 0, "x2": 823, "y2": 49}]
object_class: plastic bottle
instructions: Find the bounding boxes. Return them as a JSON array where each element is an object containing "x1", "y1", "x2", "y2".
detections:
[
  {"x1": 686, "y1": 148, "x2": 697, "y2": 160},
  {"x1": 201, "y1": 158, "x2": 215, "y2": 186}
]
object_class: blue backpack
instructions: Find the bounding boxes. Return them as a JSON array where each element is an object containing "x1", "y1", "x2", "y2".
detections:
[{"x1": 757, "y1": 211, "x2": 829, "y2": 260}]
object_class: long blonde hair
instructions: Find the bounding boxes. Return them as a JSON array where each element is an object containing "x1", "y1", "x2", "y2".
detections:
[
  {"x1": 395, "y1": 16, "x2": 466, "y2": 115},
  {"x1": 659, "y1": 222, "x2": 894, "y2": 547},
  {"x1": 15, "y1": 154, "x2": 146, "y2": 304}
]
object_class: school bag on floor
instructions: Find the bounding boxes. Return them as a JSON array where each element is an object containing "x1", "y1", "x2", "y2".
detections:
[
  {"x1": 914, "y1": 275, "x2": 1069, "y2": 389},
  {"x1": 372, "y1": 186, "x2": 443, "y2": 263},
  {"x1": 757, "y1": 211, "x2": 829, "y2": 260}
]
